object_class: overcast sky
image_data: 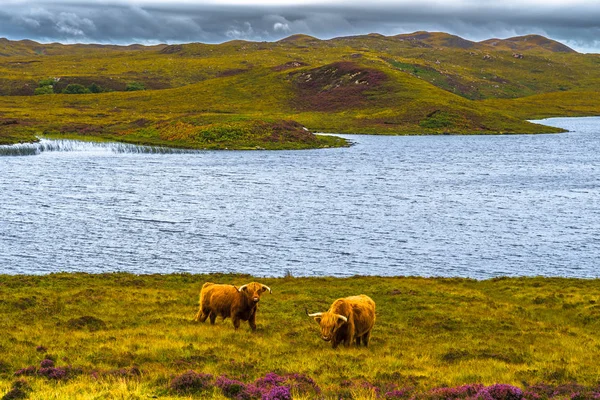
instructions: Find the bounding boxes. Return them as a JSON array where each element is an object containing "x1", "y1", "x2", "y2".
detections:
[{"x1": 1, "y1": 0, "x2": 599, "y2": 53}]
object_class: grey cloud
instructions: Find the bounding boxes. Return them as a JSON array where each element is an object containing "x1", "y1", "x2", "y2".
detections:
[
  {"x1": 55, "y1": 12, "x2": 96, "y2": 36},
  {"x1": 0, "y1": 1, "x2": 599, "y2": 52}
]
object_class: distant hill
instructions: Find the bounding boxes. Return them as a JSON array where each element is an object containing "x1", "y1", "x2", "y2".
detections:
[
  {"x1": 277, "y1": 34, "x2": 320, "y2": 44},
  {"x1": 394, "y1": 31, "x2": 480, "y2": 49},
  {"x1": 481, "y1": 34, "x2": 576, "y2": 53},
  {"x1": 0, "y1": 37, "x2": 165, "y2": 57}
]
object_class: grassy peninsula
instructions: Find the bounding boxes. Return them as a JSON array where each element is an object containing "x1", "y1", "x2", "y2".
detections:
[
  {"x1": 1, "y1": 32, "x2": 600, "y2": 149},
  {"x1": 2, "y1": 273, "x2": 600, "y2": 399}
]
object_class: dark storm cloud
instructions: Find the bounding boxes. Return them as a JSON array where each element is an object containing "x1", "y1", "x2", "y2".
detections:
[{"x1": 1, "y1": 1, "x2": 599, "y2": 52}]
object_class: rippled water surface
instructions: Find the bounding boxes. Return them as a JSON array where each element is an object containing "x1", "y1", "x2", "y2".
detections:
[{"x1": 1, "y1": 117, "x2": 599, "y2": 277}]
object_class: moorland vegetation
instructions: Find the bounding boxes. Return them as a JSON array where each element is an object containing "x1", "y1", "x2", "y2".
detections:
[
  {"x1": 1, "y1": 32, "x2": 600, "y2": 149},
  {"x1": 2, "y1": 273, "x2": 600, "y2": 399}
]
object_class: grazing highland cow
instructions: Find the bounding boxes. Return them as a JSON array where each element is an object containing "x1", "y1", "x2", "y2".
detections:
[
  {"x1": 194, "y1": 282, "x2": 272, "y2": 331},
  {"x1": 307, "y1": 294, "x2": 376, "y2": 348}
]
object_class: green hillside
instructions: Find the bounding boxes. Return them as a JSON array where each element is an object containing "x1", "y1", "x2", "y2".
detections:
[{"x1": 1, "y1": 31, "x2": 599, "y2": 149}]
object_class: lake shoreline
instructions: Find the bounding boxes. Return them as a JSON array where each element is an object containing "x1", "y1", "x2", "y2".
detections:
[
  {"x1": 0, "y1": 118, "x2": 573, "y2": 154},
  {"x1": 0, "y1": 114, "x2": 587, "y2": 151}
]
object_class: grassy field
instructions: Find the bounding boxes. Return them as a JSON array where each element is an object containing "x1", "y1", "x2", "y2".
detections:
[
  {"x1": 2, "y1": 273, "x2": 600, "y2": 399},
  {"x1": 3, "y1": 31, "x2": 600, "y2": 149}
]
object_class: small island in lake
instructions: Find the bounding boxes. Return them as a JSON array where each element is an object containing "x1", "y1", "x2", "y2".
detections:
[{"x1": 1, "y1": 32, "x2": 600, "y2": 150}]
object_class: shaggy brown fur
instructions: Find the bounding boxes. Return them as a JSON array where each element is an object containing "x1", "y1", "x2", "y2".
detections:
[
  {"x1": 194, "y1": 282, "x2": 271, "y2": 331},
  {"x1": 308, "y1": 294, "x2": 376, "y2": 349}
]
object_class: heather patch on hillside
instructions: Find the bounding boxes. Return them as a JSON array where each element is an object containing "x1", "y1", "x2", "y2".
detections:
[{"x1": 292, "y1": 62, "x2": 388, "y2": 111}]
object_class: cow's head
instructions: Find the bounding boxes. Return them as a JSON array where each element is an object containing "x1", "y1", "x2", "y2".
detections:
[
  {"x1": 307, "y1": 310, "x2": 348, "y2": 342},
  {"x1": 238, "y1": 282, "x2": 272, "y2": 303}
]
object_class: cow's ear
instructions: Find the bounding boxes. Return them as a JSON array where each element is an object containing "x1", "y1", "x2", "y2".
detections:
[{"x1": 314, "y1": 316, "x2": 322, "y2": 323}]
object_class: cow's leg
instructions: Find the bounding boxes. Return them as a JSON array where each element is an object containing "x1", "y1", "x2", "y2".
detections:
[
  {"x1": 209, "y1": 312, "x2": 217, "y2": 325},
  {"x1": 355, "y1": 336, "x2": 362, "y2": 346},
  {"x1": 193, "y1": 308, "x2": 202, "y2": 322},
  {"x1": 232, "y1": 316, "x2": 241, "y2": 330},
  {"x1": 363, "y1": 331, "x2": 371, "y2": 347},
  {"x1": 248, "y1": 309, "x2": 257, "y2": 331},
  {"x1": 344, "y1": 332, "x2": 353, "y2": 347},
  {"x1": 196, "y1": 307, "x2": 210, "y2": 323}
]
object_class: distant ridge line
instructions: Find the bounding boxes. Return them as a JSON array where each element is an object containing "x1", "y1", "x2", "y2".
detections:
[{"x1": 0, "y1": 31, "x2": 576, "y2": 53}]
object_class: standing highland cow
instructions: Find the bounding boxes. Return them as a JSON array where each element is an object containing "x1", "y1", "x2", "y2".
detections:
[
  {"x1": 307, "y1": 294, "x2": 376, "y2": 348},
  {"x1": 194, "y1": 282, "x2": 272, "y2": 331}
]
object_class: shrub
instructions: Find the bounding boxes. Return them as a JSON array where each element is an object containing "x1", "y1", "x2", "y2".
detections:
[
  {"x1": 15, "y1": 363, "x2": 79, "y2": 381},
  {"x1": 476, "y1": 384, "x2": 524, "y2": 400},
  {"x1": 1, "y1": 379, "x2": 31, "y2": 400},
  {"x1": 428, "y1": 384, "x2": 484, "y2": 399},
  {"x1": 125, "y1": 82, "x2": 146, "y2": 91},
  {"x1": 88, "y1": 83, "x2": 103, "y2": 93},
  {"x1": 216, "y1": 376, "x2": 263, "y2": 399},
  {"x1": 62, "y1": 84, "x2": 90, "y2": 94},
  {"x1": 38, "y1": 366, "x2": 71, "y2": 380},
  {"x1": 211, "y1": 373, "x2": 322, "y2": 399},
  {"x1": 38, "y1": 78, "x2": 56, "y2": 87},
  {"x1": 255, "y1": 372, "x2": 286, "y2": 389},
  {"x1": 216, "y1": 376, "x2": 247, "y2": 398},
  {"x1": 385, "y1": 389, "x2": 411, "y2": 399},
  {"x1": 105, "y1": 366, "x2": 142, "y2": 379},
  {"x1": 169, "y1": 370, "x2": 213, "y2": 394},
  {"x1": 66, "y1": 315, "x2": 106, "y2": 331},
  {"x1": 34, "y1": 86, "x2": 54, "y2": 95},
  {"x1": 13, "y1": 366, "x2": 36, "y2": 377},
  {"x1": 263, "y1": 386, "x2": 291, "y2": 400},
  {"x1": 285, "y1": 373, "x2": 321, "y2": 396}
]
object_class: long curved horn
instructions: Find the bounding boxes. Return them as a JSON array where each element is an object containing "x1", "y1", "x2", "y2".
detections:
[
  {"x1": 336, "y1": 314, "x2": 348, "y2": 322},
  {"x1": 307, "y1": 312, "x2": 324, "y2": 317},
  {"x1": 262, "y1": 285, "x2": 272, "y2": 294},
  {"x1": 238, "y1": 284, "x2": 248, "y2": 292}
]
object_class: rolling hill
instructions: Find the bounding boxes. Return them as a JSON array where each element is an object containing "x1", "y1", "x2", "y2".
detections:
[{"x1": 0, "y1": 31, "x2": 599, "y2": 149}]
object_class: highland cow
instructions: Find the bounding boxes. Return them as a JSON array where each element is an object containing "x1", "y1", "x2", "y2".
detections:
[
  {"x1": 307, "y1": 294, "x2": 375, "y2": 348},
  {"x1": 194, "y1": 282, "x2": 272, "y2": 331}
]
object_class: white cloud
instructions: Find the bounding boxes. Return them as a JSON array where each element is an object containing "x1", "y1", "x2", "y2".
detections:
[{"x1": 273, "y1": 22, "x2": 290, "y2": 32}]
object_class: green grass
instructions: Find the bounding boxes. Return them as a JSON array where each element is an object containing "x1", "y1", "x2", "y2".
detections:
[{"x1": 2, "y1": 273, "x2": 600, "y2": 398}]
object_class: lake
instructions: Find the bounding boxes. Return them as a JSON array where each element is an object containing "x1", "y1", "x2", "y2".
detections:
[{"x1": 1, "y1": 117, "x2": 599, "y2": 278}]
